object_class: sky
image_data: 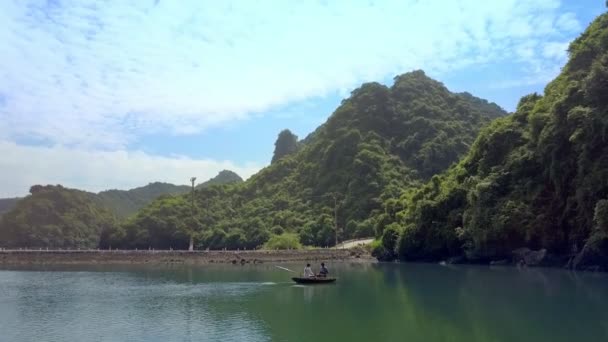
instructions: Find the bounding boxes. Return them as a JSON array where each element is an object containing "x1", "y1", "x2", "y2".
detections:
[{"x1": 0, "y1": 0, "x2": 605, "y2": 197}]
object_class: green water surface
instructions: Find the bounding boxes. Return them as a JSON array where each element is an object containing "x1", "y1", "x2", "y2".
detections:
[{"x1": 0, "y1": 262, "x2": 607, "y2": 342}]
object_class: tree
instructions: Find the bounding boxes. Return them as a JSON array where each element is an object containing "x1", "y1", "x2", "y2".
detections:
[
  {"x1": 94, "y1": 48, "x2": 506, "y2": 251},
  {"x1": 0, "y1": 185, "x2": 116, "y2": 249},
  {"x1": 389, "y1": 12, "x2": 608, "y2": 266},
  {"x1": 271, "y1": 129, "x2": 299, "y2": 163},
  {"x1": 264, "y1": 233, "x2": 302, "y2": 250},
  {"x1": 188, "y1": 177, "x2": 196, "y2": 251}
]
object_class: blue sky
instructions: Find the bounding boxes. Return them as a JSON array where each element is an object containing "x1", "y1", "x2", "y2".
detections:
[{"x1": 0, "y1": 0, "x2": 605, "y2": 197}]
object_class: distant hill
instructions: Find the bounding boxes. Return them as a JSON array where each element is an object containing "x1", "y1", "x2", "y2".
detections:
[
  {"x1": 0, "y1": 170, "x2": 243, "y2": 221},
  {"x1": 0, "y1": 198, "x2": 21, "y2": 216},
  {"x1": 97, "y1": 182, "x2": 191, "y2": 219},
  {"x1": 196, "y1": 170, "x2": 243, "y2": 189},
  {"x1": 0, "y1": 185, "x2": 116, "y2": 249},
  {"x1": 97, "y1": 170, "x2": 243, "y2": 219},
  {"x1": 0, "y1": 170, "x2": 243, "y2": 248}
]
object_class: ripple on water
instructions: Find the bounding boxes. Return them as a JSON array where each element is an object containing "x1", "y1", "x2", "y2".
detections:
[{"x1": 0, "y1": 271, "x2": 273, "y2": 342}]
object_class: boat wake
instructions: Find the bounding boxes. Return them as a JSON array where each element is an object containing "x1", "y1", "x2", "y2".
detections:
[{"x1": 260, "y1": 282, "x2": 276, "y2": 285}]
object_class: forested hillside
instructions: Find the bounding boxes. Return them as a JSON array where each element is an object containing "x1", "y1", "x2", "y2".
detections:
[
  {"x1": 196, "y1": 170, "x2": 243, "y2": 189},
  {"x1": 0, "y1": 170, "x2": 243, "y2": 248},
  {"x1": 375, "y1": 13, "x2": 608, "y2": 270},
  {"x1": 104, "y1": 71, "x2": 505, "y2": 250},
  {"x1": 98, "y1": 170, "x2": 242, "y2": 219},
  {"x1": 0, "y1": 185, "x2": 116, "y2": 249},
  {"x1": 97, "y1": 182, "x2": 190, "y2": 219},
  {"x1": 0, "y1": 198, "x2": 20, "y2": 216}
]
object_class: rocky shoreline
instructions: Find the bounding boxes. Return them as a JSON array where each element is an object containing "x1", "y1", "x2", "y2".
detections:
[
  {"x1": 3, "y1": 246, "x2": 604, "y2": 272},
  {"x1": 0, "y1": 248, "x2": 373, "y2": 266},
  {"x1": 436, "y1": 245, "x2": 608, "y2": 272}
]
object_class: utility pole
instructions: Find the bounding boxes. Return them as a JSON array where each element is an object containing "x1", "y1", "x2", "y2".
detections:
[
  {"x1": 313, "y1": 192, "x2": 344, "y2": 249},
  {"x1": 189, "y1": 177, "x2": 196, "y2": 251},
  {"x1": 330, "y1": 192, "x2": 342, "y2": 250}
]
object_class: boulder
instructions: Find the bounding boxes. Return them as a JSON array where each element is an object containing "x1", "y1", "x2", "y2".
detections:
[
  {"x1": 572, "y1": 233, "x2": 608, "y2": 272},
  {"x1": 512, "y1": 247, "x2": 531, "y2": 260},
  {"x1": 512, "y1": 247, "x2": 547, "y2": 266},
  {"x1": 446, "y1": 255, "x2": 467, "y2": 264},
  {"x1": 490, "y1": 259, "x2": 509, "y2": 266},
  {"x1": 371, "y1": 245, "x2": 396, "y2": 262}
]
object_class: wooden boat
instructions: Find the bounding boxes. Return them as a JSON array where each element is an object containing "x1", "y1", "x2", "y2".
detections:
[{"x1": 292, "y1": 277, "x2": 337, "y2": 284}]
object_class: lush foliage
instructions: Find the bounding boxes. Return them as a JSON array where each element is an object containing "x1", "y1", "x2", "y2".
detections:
[
  {"x1": 263, "y1": 233, "x2": 303, "y2": 250},
  {"x1": 0, "y1": 185, "x2": 116, "y2": 249},
  {"x1": 0, "y1": 197, "x2": 20, "y2": 216},
  {"x1": 0, "y1": 170, "x2": 243, "y2": 248},
  {"x1": 379, "y1": 13, "x2": 608, "y2": 263},
  {"x1": 97, "y1": 170, "x2": 242, "y2": 219},
  {"x1": 195, "y1": 170, "x2": 243, "y2": 189},
  {"x1": 97, "y1": 182, "x2": 191, "y2": 219},
  {"x1": 111, "y1": 71, "x2": 503, "y2": 250}
]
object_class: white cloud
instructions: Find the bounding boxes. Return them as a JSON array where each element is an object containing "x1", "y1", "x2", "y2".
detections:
[
  {"x1": 556, "y1": 12, "x2": 582, "y2": 32},
  {"x1": 0, "y1": 140, "x2": 261, "y2": 197},
  {"x1": 0, "y1": 0, "x2": 584, "y2": 147},
  {"x1": 491, "y1": 38, "x2": 571, "y2": 90},
  {"x1": 542, "y1": 41, "x2": 570, "y2": 60},
  {"x1": 515, "y1": 41, "x2": 538, "y2": 60}
]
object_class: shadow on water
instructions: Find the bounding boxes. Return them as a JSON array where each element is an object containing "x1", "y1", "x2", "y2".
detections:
[{"x1": 372, "y1": 263, "x2": 608, "y2": 342}]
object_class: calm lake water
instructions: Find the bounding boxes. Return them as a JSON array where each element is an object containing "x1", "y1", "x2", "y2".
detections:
[{"x1": 1, "y1": 262, "x2": 607, "y2": 342}]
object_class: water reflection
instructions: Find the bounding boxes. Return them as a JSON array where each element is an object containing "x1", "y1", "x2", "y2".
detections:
[
  {"x1": 1, "y1": 268, "x2": 273, "y2": 342},
  {"x1": 1, "y1": 263, "x2": 607, "y2": 342},
  {"x1": 388, "y1": 264, "x2": 608, "y2": 342}
]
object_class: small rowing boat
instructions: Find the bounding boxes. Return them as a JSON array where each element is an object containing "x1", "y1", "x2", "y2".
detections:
[{"x1": 292, "y1": 277, "x2": 337, "y2": 284}]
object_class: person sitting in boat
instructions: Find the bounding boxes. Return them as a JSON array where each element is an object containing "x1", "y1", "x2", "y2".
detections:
[
  {"x1": 303, "y1": 263, "x2": 315, "y2": 278},
  {"x1": 318, "y1": 263, "x2": 329, "y2": 277}
]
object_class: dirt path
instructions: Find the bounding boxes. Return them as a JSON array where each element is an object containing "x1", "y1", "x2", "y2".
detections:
[{"x1": 336, "y1": 238, "x2": 374, "y2": 249}]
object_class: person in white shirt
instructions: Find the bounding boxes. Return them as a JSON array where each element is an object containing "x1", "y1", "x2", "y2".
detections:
[{"x1": 303, "y1": 263, "x2": 315, "y2": 278}]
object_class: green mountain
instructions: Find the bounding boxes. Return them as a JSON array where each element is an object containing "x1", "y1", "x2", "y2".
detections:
[
  {"x1": 98, "y1": 182, "x2": 191, "y2": 219},
  {"x1": 0, "y1": 198, "x2": 20, "y2": 216},
  {"x1": 0, "y1": 169, "x2": 243, "y2": 222},
  {"x1": 196, "y1": 170, "x2": 243, "y2": 189},
  {"x1": 0, "y1": 185, "x2": 116, "y2": 249},
  {"x1": 271, "y1": 129, "x2": 300, "y2": 163},
  {"x1": 377, "y1": 12, "x2": 608, "y2": 270},
  {"x1": 0, "y1": 170, "x2": 243, "y2": 248},
  {"x1": 107, "y1": 71, "x2": 505, "y2": 250}
]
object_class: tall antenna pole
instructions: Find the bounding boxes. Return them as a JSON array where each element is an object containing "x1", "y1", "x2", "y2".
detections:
[
  {"x1": 332, "y1": 193, "x2": 340, "y2": 250},
  {"x1": 189, "y1": 177, "x2": 196, "y2": 251}
]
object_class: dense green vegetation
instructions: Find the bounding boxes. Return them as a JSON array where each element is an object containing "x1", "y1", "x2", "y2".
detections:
[
  {"x1": 195, "y1": 170, "x2": 243, "y2": 189},
  {"x1": 374, "y1": 13, "x2": 608, "y2": 269},
  {"x1": 97, "y1": 182, "x2": 190, "y2": 219},
  {"x1": 96, "y1": 170, "x2": 242, "y2": 219},
  {"x1": 0, "y1": 198, "x2": 20, "y2": 216},
  {"x1": 263, "y1": 232, "x2": 303, "y2": 250},
  {"x1": 0, "y1": 185, "x2": 116, "y2": 249},
  {"x1": 104, "y1": 70, "x2": 504, "y2": 250},
  {"x1": 0, "y1": 171, "x2": 243, "y2": 248}
]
